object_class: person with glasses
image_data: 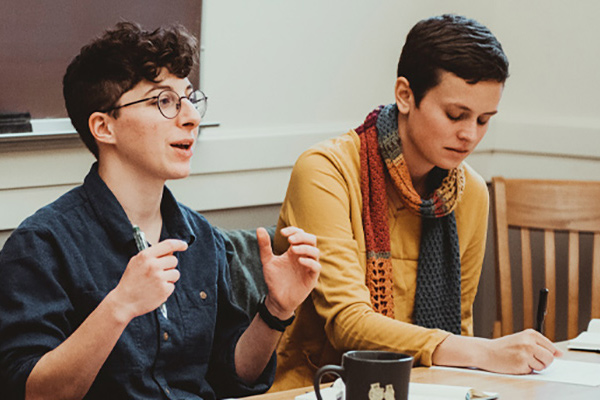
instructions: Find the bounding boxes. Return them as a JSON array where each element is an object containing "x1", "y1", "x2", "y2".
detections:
[
  {"x1": 270, "y1": 14, "x2": 561, "y2": 391},
  {"x1": 0, "y1": 22, "x2": 320, "y2": 400}
]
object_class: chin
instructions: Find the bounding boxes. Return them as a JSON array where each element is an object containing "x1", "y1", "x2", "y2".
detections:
[
  {"x1": 165, "y1": 166, "x2": 192, "y2": 181},
  {"x1": 436, "y1": 160, "x2": 464, "y2": 171},
  {"x1": 171, "y1": 171, "x2": 191, "y2": 180}
]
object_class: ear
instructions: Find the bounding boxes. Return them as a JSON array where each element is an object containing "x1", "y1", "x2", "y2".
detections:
[
  {"x1": 394, "y1": 77, "x2": 413, "y2": 115},
  {"x1": 88, "y1": 112, "x2": 116, "y2": 145}
]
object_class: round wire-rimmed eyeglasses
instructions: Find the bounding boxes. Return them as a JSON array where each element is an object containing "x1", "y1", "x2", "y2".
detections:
[{"x1": 102, "y1": 89, "x2": 208, "y2": 119}]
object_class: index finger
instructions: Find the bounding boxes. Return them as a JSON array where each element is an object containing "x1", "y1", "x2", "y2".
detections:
[
  {"x1": 147, "y1": 239, "x2": 189, "y2": 257},
  {"x1": 286, "y1": 230, "x2": 317, "y2": 247},
  {"x1": 535, "y1": 331, "x2": 563, "y2": 357},
  {"x1": 279, "y1": 226, "x2": 305, "y2": 237}
]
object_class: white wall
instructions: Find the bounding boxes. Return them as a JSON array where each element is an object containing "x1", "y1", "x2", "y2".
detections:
[
  {"x1": 201, "y1": 0, "x2": 600, "y2": 181},
  {"x1": 470, "y1": 0, "x2": 600, "y2": 181},
  {"x1": 2, "y1": 0, "x2": 600, "y2": 238}
]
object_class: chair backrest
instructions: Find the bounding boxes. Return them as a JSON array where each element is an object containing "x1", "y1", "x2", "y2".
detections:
[{"x1": 491, "y1": 177, "x2": 600, "y2": 341}]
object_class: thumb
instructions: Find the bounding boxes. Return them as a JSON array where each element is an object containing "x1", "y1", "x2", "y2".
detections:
[{"x1": 256, "y1": 227, "x2": 274, "y2": 264}]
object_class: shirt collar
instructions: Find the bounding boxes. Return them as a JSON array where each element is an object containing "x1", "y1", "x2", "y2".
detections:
[
  {"x1": 160, "y1": 186, "x2": 196, "y2": 246},
  {"x1": 82, "y1": 163, "x2": 195, "y2": 252}
]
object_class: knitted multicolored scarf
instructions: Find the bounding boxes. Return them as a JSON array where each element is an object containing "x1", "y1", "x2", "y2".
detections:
[{"x1": 356, "y1": 104, "x2": 465, "y2": 334}]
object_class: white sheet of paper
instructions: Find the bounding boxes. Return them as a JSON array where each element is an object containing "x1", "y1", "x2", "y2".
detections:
[
  {"x1": 431, "y1": 358, "x2": 600, "y2": 387},
  {"x1": 408, "y1": 382, "x2": 469, "y2": 400},
  {"x1": 295, "y1": 379, "x2": 344, "y2": 400},
  {"x1": 294, "y1": 379, "x2": 497, "y2": 400},
  {"x1": 408, "y1": 382, "x2": 497, "y2": 400}
]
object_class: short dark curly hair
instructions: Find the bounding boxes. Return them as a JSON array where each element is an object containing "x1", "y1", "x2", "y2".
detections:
[
  {"x1": 63, "y1": 21, "x2": 198, "y2": 158},
  {"x1": 397, "y1": 14, "x2": 509, "y2": 107}
]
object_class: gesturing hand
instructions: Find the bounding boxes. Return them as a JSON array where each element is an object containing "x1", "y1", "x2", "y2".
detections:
[
  {"x1": 257, "y1": 226, "x2": 321, "y2": 319},
  {"x1": 112, "y1": 239, "x2": 188, "y2": 321}
]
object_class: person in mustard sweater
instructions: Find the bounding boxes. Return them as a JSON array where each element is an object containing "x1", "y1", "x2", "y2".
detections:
[{"x1": 271, "y1": 14, "x2": 562, "y2": 391}]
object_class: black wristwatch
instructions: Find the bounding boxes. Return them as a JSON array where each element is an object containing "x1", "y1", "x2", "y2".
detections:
[{"x1": 257, "y1": 296, "x2": 295, "y2": 332}]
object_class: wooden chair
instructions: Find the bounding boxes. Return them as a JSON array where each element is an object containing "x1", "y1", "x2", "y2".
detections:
[{"x1": 491, "y1": 177, "x2": 600, "y2": 341}]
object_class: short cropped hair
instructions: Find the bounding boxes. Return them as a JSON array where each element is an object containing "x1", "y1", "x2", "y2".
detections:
[
  {"x1": 397, "y1": 14, "x2": 509, "y2": 106},
  {"x1": 63, "y1": 22, "x2": 198, "y2": 158}
]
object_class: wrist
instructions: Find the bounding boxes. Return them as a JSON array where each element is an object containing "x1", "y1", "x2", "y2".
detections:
[
  {"x1": 104, "y1": 289, "x2": 136, "y2": 325},
  {"x1": 258, "y1": 296, "x2": 295, "y2": 332},
  {"x1": 432, "y1": 334, "x2": 488, "y2": 369},
  {"x1": 263, "y1": 295, "x2": 294, "y2": 320}
]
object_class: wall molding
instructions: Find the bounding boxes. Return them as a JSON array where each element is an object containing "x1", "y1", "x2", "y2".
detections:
[
  {"x1": 0, "y1": 123, "x2": 343, "y2": 231},
  {"x1": 469, "y1": 118, "x2": 600, "y2": 181},
  {"x1": 2, "y1": 117, "x2": 600, "y2": 231}
]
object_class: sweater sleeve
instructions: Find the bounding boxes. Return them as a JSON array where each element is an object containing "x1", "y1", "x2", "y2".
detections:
[{"x1": 275, "y1": 134, "x2": 451, "y2": 367}]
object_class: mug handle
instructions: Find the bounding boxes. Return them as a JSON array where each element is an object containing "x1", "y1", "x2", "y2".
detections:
[{"x1": 313, "y1": 365, "x2": 344, "y2": 400}]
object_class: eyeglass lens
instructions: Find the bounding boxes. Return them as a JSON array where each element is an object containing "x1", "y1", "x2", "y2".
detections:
[{"x1": 157, "y1": 90, "x2": 207, "y2": 119}]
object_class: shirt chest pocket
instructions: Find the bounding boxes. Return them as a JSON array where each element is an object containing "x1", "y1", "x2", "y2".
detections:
[{"x1": 178, "y1": 285, "x2": 217, "y2": 360}]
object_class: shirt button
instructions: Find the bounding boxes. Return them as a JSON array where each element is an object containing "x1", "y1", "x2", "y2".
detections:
[
  {"x1": 199, "y1": 291, "x2": 207, "y2": 300},
  {"x1": 165, "y1": 388, "x2": 171, "y2": 394},
  {"x1": 163, "y1": 331, "x2": 169, "y2": 341}
]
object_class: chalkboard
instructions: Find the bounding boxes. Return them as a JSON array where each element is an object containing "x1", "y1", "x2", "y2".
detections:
[{"x1": 0, "y1": 0, "x2": 202, "y2": 120}]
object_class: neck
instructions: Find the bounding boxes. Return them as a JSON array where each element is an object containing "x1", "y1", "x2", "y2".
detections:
[
  {"x1": 97, "y1": 157, "x2": 164, "y2": 245},
  {"x1": 409, "y1": 172, "x2": 429, "y2": 199},
  {"x1": 397, "y1": 114, "x2": 433, "y2": 198}
]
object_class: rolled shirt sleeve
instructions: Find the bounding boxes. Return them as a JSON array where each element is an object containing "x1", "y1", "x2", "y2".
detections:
[
  {"x1": 206, "y1": 229, "x2": 276, "y2": 398},
  {"x1": 0, "y1": 228, "x2": 71, "y2": 399}
]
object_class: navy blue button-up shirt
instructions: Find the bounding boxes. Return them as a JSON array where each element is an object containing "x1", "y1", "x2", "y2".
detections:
[{"x1": 0, "y1": 164, "x2": 275, "y2": 399}]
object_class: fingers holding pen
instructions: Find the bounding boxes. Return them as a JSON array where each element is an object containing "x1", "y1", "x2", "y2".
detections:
[
  {"x1": 530, "y1": 347, "x2": 555, "y2": 372},
  {"x1": 515, "y1": 330, "x2": 559, "y2": 373},
  {"x1": 137, "y1": 239, "x2": 187, "y2": 282},
  {"x1": 114, "y1": 239, "x2": 188, "y2": 319},
  {"x1": 482, "y1": 328, "x2": 563, "y2": 374},
  {"x1": 535, "y1": 331, "x2": 563, "y2": 357},
  {"x1": 529, "y1": 330, "x2": 563, "y2": 372},
  {"x1": 142, "y1": 239, "x2": 188, "y2": 258}
]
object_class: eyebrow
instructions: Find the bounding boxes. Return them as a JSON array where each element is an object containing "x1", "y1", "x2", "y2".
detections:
[
  {"x1": 449, "y1": 104, "x2": 498, "y2": 116},
  {"x1": 143, "y1": 83, "x2": 194, "y2": 96}
]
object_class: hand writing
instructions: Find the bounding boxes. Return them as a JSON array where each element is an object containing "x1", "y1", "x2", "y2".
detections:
[{"x1": 482, "y1": 329, "x2": 563, "y2": 374}]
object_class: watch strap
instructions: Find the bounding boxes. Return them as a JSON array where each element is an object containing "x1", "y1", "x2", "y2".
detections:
[{"x1": 257, "y1": 296, "x2": 295, "y2": 332}]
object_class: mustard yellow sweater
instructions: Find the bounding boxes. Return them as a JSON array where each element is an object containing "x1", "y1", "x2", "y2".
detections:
[{"x1": 271, "y1": 130, "x2": 489, "y2": 391}]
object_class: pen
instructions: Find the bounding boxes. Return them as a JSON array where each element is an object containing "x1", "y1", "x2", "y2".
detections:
[
  {"x1": 536, "y1": 288, "x2": 548, "y2": 334},
  {"x1": 133, "y1": 225, "x2": 168, "y2": 319}
]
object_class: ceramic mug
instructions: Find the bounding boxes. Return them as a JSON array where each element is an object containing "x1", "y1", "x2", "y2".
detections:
[{"x1": 314, "y1": 350, "x2": 413, "y2": 400}]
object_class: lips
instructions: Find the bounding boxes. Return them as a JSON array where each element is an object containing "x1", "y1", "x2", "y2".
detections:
[
  {"x1": 445, "y1": 147, "x2": 469, "y2": 154},
  {"x1": 170, "y1": 139, "x2": 194, "y2": 151}
]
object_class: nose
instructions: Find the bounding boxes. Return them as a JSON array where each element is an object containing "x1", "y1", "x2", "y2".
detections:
[
  {"x1": 457, "y1": 120, "x2": 479, "y2": 142},
  {"x1": 177, "y1": 98, "x2": 202, "y2": 129}
]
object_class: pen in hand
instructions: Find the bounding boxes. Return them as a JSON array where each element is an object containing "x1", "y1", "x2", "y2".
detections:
[
  {"x1": 536, "y1": 288, "x2": 548, "y2": 334},
  {"x1": 133, "y1": 225, "x2": 169, "y2": 319}
]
